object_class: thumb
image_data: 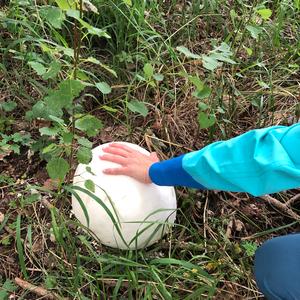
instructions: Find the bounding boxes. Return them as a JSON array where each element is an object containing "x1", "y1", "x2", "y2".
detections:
[{"x1": 150, "y1": 152, "x2": 159, "y2": 162}]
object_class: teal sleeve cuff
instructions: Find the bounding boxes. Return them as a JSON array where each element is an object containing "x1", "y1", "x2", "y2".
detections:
[{"x1": 149, "y1": 155, "x2": 206, "y2": 189}]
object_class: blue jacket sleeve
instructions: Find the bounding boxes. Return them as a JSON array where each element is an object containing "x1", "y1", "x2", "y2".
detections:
[{"x1": 149, "y1": 123, "x2": 300, "y2": 196}]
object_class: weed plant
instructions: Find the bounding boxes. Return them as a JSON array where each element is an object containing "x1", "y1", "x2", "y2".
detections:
[{"x1": 0, "y1": 0, "x2": 299, "y2": 299}]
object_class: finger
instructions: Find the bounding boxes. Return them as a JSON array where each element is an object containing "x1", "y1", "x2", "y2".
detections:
[
  {"x1": 99, "y1": 154, "x2": 127, "y2": 165},
  {"x1": 150, "y1": 152, "x2": 160, "y2": 162},
  {"x1": 102, "y1": 147, "x2": 130, "y2": 158},
  {"x1": 108, "y1": 143, "x2": 134, "y2": 153},
  {"x1": 102, "y1": 167, "x2": 130, "y2": 176}
]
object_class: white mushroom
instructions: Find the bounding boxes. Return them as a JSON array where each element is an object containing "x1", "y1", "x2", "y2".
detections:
[{"x1": 72, "y1": 142, "x2": 177, "y2": 250}]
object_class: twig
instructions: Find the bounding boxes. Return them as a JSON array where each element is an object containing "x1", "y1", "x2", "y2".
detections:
[
  {"x1": 260, "y1": 195, "x2": 300, "y2": 220},
  {"x1": 15, "y1": 277, "x2": 68, "y2": 300},
  {"x1": 286, "y1": 193, "x2": 300, "y2": 207}
]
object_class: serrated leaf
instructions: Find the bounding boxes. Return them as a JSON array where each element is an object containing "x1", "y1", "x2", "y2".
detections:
[
  {"x1": 77, "y1": 146, "x2": 92, "y2": 164},
  {"x1": 84, "y1": 179, "x2": 95, "y2": 192},
  {"x1": 176, "y1": 46, "x2": 201, "y2": 59},
  {"x1": 40, "y1": 6, "x2": 65, "y2": 29},
  {"x1": 198, "y1": 112, "x2": 216, "y2": 129},
  {"x1": 143, "y1": 63, "x2": 154, "y2": 79},
  {"x1": 95, "y1": 82, "x2": 111, "y2": 94},
  {"x1": 127, "y1": 100, "x2": 148, "y2": 117},
  {"x1": 257, "y1": 8, "x2": 272, "y2": 20},
  {"x1": 75, "y1": 115, "x2": 103, "y2": 137},
  {"x1": 28, "y1": 61, "x2": 46, "y2": 75},
  {"x1": 46, "y1": 158, "x2": 69, "y2": 181}
]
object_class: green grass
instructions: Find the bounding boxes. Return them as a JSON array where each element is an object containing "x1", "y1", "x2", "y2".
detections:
[{"x1": 0, "y1": 0, "x2": 300, "y2": 299}]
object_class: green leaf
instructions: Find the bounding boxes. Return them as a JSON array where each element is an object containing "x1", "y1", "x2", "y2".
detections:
[
  {"x1": 28, "y1": 61, "x2": 46, "y2": 75},
  {"x1": 40, "y1": 6, "x2": 65, "y2": 29},
  {"x1": 16, "y1": 215, "x2": 28, "y2": 279},
  {"x1": 1, "y1": 101, "x2": 17, "y2": 112},
  {"x1": 42, "y1": 61, "x2": 61, "y2": 80},
  {"x1": 55, "y1": 0, "x2": 76, "y2": 10},
  {"x1": 188, "y1": 76, "x2": 204, "y2": 91},
  {"x1": 176, "y1": 46, "x2": 201, "y2": 59},
  {"x1": 45, "y1": 79, "x2": 85, "y2": 111},
  {"x1": 2, "y1": 279, "x2": 17, "y2": 293},
  {"x1": 153, "y1": 73, "x2": 164, "y2": 82},
  {"x1": 202, "y1": 42, "x2": 236, "y2": 71},
  {"x1": 67, "y1": 9, "x2": 110, "y2": 38},
  {"x1": 49, "y1": 115, "x2": 65, "y2": 125},
  {"x1": 198, "y1": 112, "x2": 216, "y2": 129},
  {"x1": 143, "y1": 63, "x2": 154, "y2": 79},
  {"x1": 123, "y1": 0, "x2": 132, "y2": 6},
  {"x1": 202, "y1": 55, "x2": 220, "y2": 71},
  {"x1": 39, "y1": 127, "x2": 59, "y2": 136},
  {"x1": 77, "y1": 137, "x2": 93, "y2": 148},
  {"x1": 246, "y1": 25, "x2": 263, "y2": 39},
  {"x1": 102, "y1": 105, "x2": 118, "y2": 113},
  {"x1": 127, "y1": 100, "x2": 148, "y2": 117},
  {"x1": 44, "y1": 275, "x2": 57, "y2": 289},
  {"x1": 62, "y1": 132, "x2": 73, "y2": 144},
  {"x1": 95, "y1": 82, "x2": 112, "y2": 94},
  {"x1": 42, "y1": 143, "x2": 57, "y2": 154},
  {"x1": 193, "y1": 85, "x2": 211, "y2": 99},
  {"x1": 198, "y1": 102, "x2": 209, "y2": 110},
  {"x1": 244, "y1": 46, "x2": 253, "y2": 56},
  {"x1": 75, "y1": 115, "x2": 103, "y2": 137},
  {"x1": 46, "y1": 158, "x2": 69, "y2": 181},
  {"x1": 77, "y1": 146, "x2": 92, "y2": 164},
  {"x1": 84, "y1": 179, "x2": 95, "y2": 193},
  {"x1": 30, "y1": 101, "x2": 63, "y2": 120},
  {"x1": 257, "y1": 8, "x2": 272, "y2": 20}
]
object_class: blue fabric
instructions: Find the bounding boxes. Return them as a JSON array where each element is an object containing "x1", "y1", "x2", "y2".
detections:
[
  {"x1": 149, "y1": 155, "x2": 206, "y2": 189},
  {"x1": 254, "y1": 234, "x2": 300, "y2": 300},
  {"x1": 182, "y1": 123, "x2": 300, "y2": 196}
]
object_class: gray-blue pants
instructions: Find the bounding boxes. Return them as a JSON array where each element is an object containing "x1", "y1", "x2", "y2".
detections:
[{"x1": 254, "y1": 234, "x2": 300, "y2": 300}]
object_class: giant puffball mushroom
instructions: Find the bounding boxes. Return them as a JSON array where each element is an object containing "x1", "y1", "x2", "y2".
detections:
[{"x1": 72, "y1": 142, "x2": 177, "y2": 250}]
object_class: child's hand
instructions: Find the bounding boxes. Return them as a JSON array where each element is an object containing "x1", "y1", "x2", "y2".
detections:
[{"x1": 99, "y1": 143, "x2": 159, "y2": 184}]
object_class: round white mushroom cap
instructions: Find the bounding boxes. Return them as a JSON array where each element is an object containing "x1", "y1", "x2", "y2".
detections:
[{"x1": 72, "y1": 142, "x2": 177, "y2": 250}]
